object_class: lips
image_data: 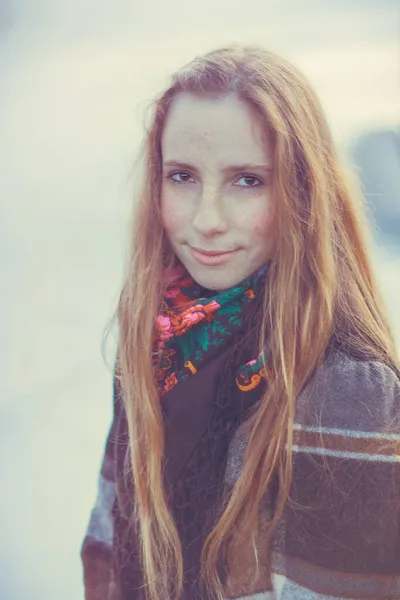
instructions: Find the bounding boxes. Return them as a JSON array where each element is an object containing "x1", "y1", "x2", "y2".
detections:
[
  {"x1": 191, "y1": 247, "x2": 235, "y2": 256},
  {"x1": 189, "y1": 245, "x2": 239, "y2": 266}
]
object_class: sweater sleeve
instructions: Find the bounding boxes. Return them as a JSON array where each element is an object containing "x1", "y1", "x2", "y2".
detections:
[
  {"x1": 80, "y1": 372, "x2": 121, "y2": 600},
  {"x1": 273, "y1": 354, "x2": 400, "y2": 600}
]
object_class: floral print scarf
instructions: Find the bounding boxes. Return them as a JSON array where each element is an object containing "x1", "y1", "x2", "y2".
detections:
[{"x1": 152, "y1": 262, "x2": 270, "y2": 398}]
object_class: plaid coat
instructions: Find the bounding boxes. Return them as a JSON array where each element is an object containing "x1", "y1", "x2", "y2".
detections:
[{"x1": 81, "y1": 348, "x2": 400, "y2": 600}]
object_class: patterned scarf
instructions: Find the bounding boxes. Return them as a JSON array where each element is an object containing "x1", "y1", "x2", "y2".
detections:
[{"x1": 153, "y1": 262, "x2": 270, "y2": 398}]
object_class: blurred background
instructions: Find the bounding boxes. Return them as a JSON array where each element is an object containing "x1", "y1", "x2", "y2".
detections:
[{"x1": 1, "y1": 0, "x2": 399, "y2": 598}]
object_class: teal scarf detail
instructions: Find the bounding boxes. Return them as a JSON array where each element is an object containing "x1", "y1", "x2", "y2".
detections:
[{"x1": 153, "y1": 263, "x2": 269, "y2": 396}]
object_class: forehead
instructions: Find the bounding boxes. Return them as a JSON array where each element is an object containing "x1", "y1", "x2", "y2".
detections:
[{"x1": 161, "y1": 92, "x2": 271, "y2": 164}]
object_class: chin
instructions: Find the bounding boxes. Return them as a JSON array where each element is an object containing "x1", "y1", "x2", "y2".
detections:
[{"x1": 188, "y1": 266, "x2": 244, "y2": 291}]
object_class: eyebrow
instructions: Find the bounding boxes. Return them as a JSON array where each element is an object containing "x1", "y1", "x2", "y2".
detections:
[{"x1": 163, "y1": 160, "x2": 272, "y2": 174}]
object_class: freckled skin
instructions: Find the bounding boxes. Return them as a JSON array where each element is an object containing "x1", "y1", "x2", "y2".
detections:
[{"x1": 160, "y1": 92, "x2": 275, "y2": 291}]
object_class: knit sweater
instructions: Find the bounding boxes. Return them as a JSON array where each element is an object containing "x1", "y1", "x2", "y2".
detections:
[{"x1": 81, "y1": 348, "x2": 400, "y2": 600}]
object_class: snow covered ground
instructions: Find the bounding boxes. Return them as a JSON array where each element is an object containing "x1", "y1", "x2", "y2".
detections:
[{"x1": 1, "y1": 1, "x2": 399, "y2": 598}]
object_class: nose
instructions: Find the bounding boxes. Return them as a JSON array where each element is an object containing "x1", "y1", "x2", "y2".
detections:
[{"x1": 192, "y1": 187, "x2": 228, "y2": 236}]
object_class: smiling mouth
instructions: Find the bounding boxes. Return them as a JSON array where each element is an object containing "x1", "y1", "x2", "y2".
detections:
[
  {"x1": 190, "y1": 247, "x2": 237, "y2": 256},
  {"x1": 189, "y1": 246, "x2": 239, "y2": 266}
]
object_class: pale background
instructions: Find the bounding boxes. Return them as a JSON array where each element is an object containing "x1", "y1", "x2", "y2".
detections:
[{"x1": 1, "y1": 1, "x2": 399, "y2": 598}]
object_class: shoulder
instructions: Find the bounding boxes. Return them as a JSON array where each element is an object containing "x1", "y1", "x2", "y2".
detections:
[
  {"x1": 285, "y1": 353, "x2": 400, "y2": 590},
  {"x1": 225, "y1": 350, "x2": 400, "y2": 487},
  {"x1": 296, "y1": 349, "x2": 400, "y2": 434}
]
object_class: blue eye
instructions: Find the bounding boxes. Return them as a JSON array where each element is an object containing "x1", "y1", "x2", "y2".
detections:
[{"x1": 235, "y1": 175, "x2": 262, "y2": 187}]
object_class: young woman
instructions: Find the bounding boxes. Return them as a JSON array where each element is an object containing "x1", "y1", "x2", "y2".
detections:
[{"x1": 81, "y1": 45, "x2": 400, "y2": 600}]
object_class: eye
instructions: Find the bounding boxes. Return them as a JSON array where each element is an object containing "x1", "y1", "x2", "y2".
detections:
[
  {"x1": 235, "y1": 175, "x2": 262, "y2": 188},
  {"x1": 167, "y1": 172, "x2": 195, "y2": 185}
]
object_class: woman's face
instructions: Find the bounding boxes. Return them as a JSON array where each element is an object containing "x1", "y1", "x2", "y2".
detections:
[{"x1": 160, "y1": 92, "x2": 275, "y2": 291}]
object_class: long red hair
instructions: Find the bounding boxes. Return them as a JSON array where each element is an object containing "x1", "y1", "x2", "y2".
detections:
[{"x1": 109, "y1": 44, "x2": 399, "y2": 600}]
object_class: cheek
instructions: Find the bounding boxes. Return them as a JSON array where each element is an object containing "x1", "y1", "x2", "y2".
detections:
[
  {"x1": 161, "y1": 196, "x2": 184, "y2": 236},
  {"x1": 246, "y1": 204, "x2": 275, "y2": 237}
]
